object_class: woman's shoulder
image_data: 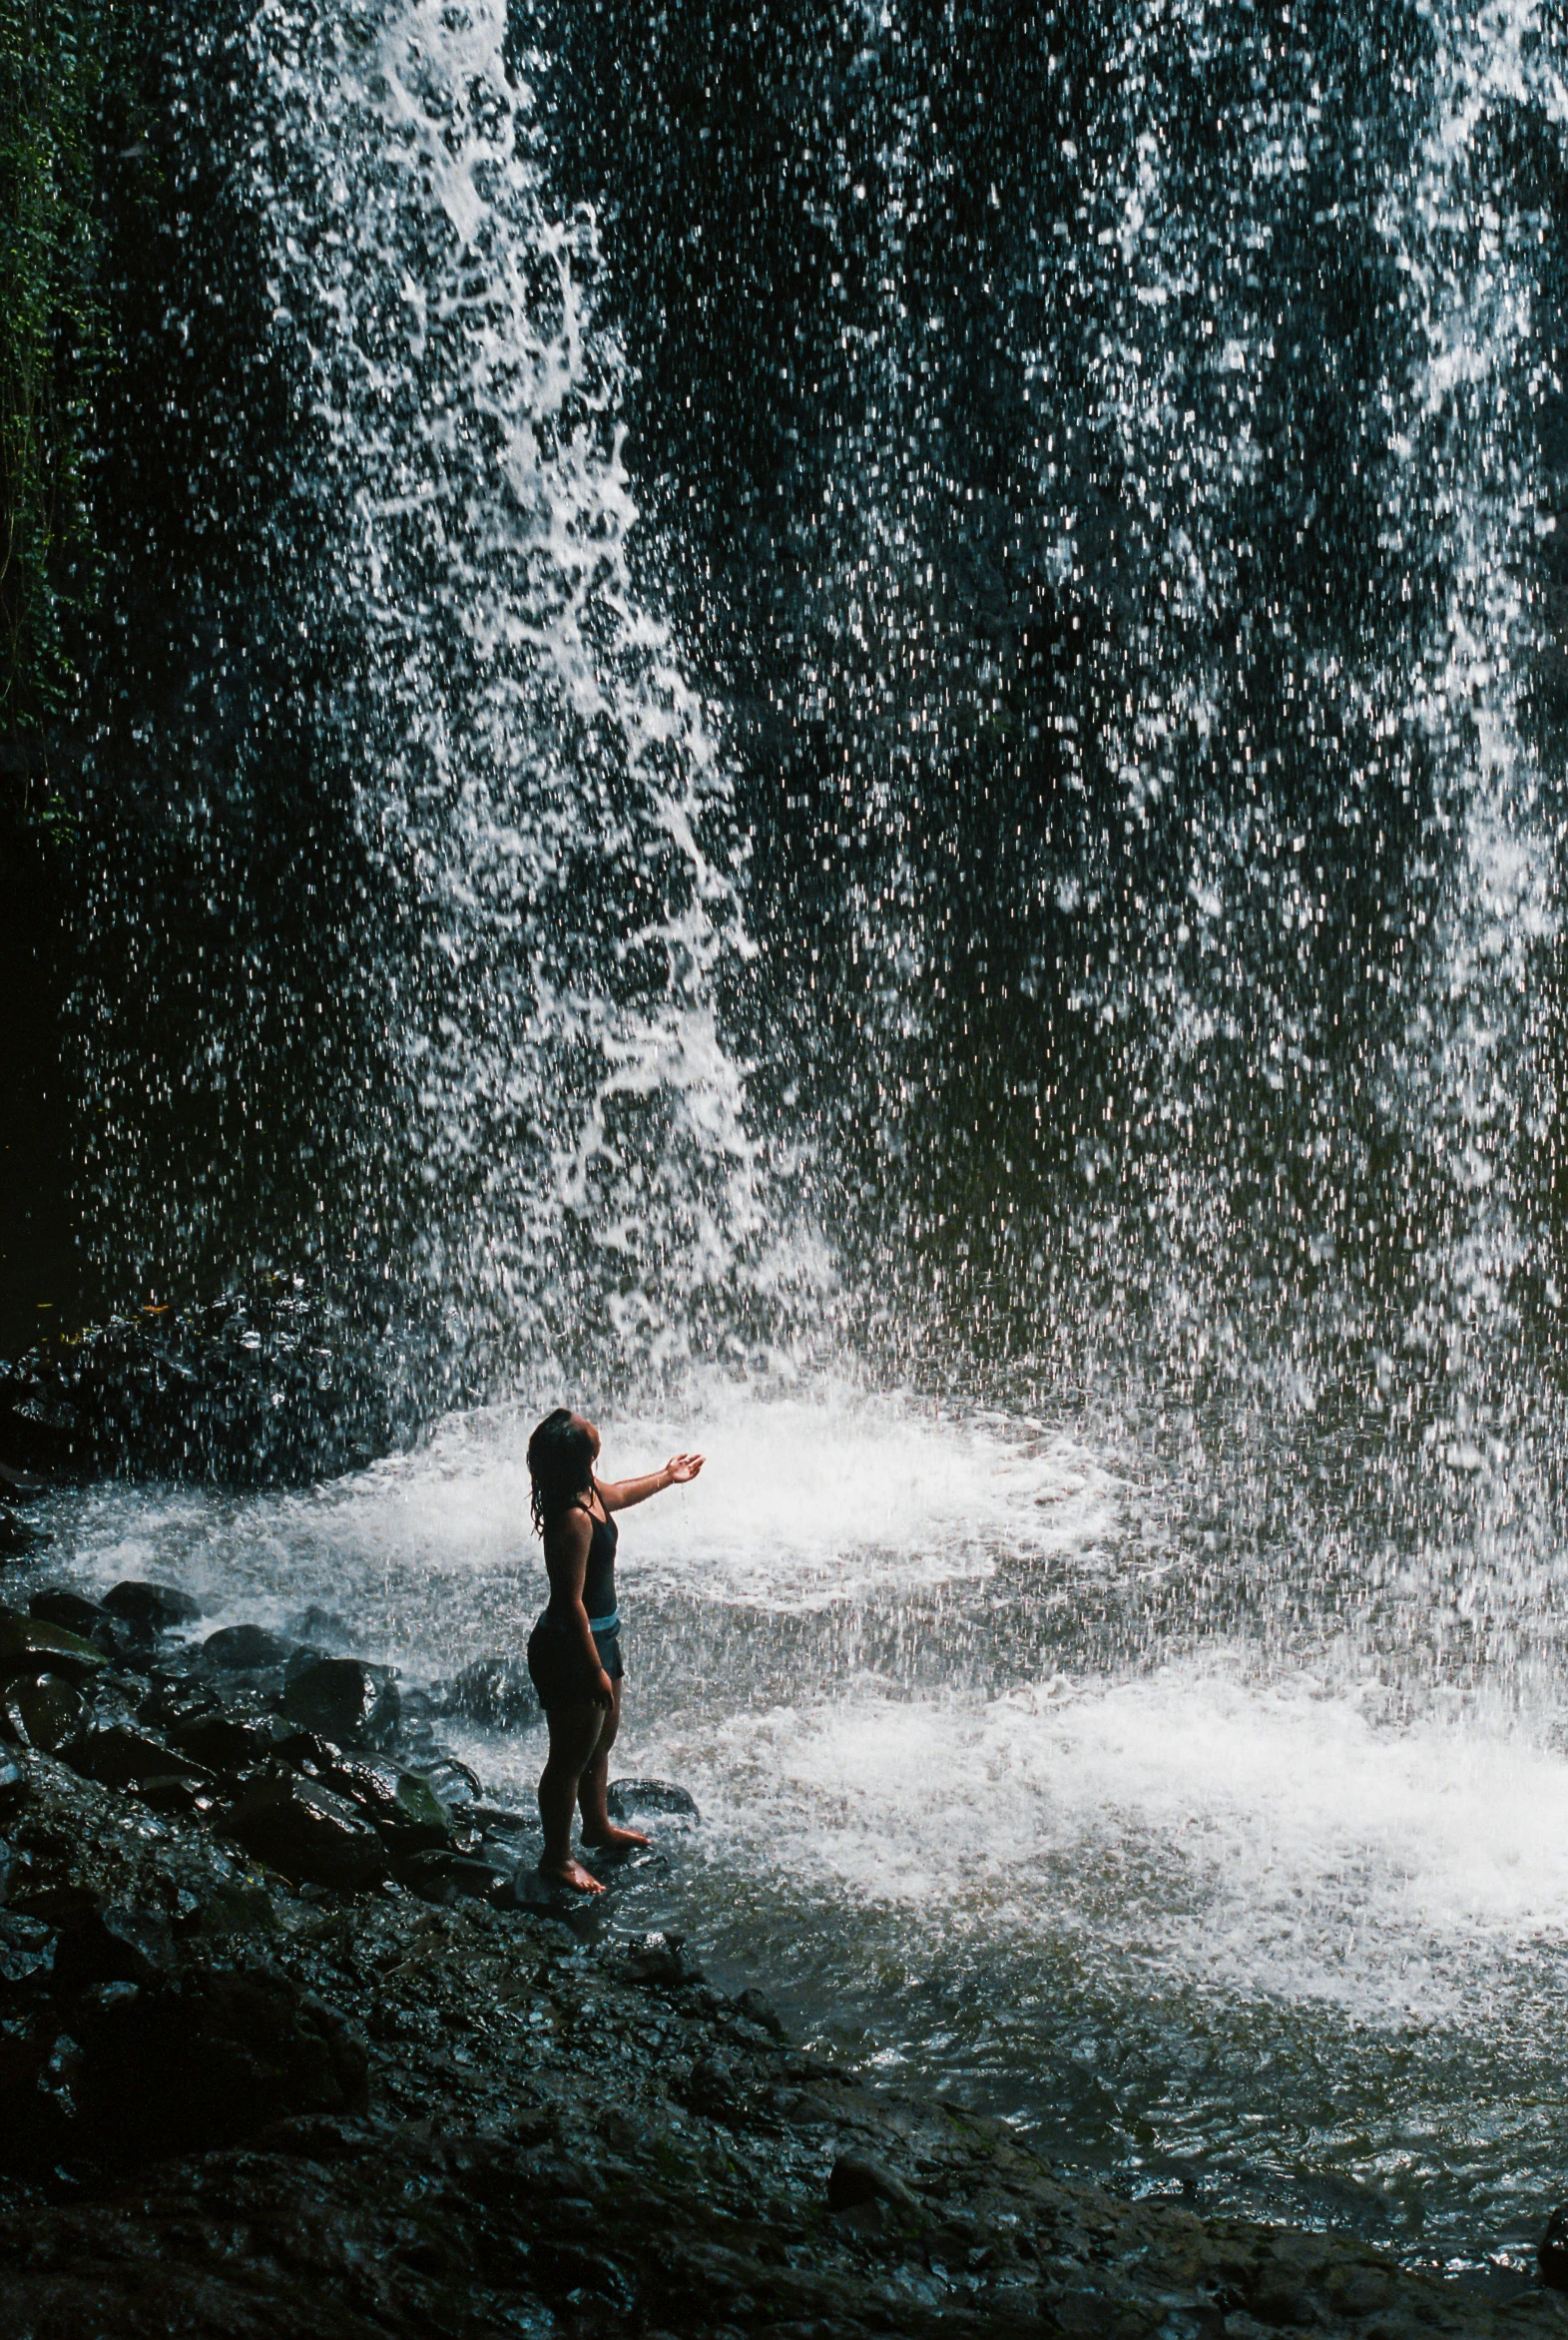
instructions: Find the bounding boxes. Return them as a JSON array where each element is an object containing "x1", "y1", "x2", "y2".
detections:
[{"x1": 543, "y1": 1503, "x2": 594, "y2": 1551}]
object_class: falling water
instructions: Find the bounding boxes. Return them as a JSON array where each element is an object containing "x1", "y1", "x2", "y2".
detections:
[
  {"x1": 28, "y1": 0, "x2": 1568, "y2": 2281},
  {"x1": 79, "y1": 0, "x2": 819, "y2": 1390}
]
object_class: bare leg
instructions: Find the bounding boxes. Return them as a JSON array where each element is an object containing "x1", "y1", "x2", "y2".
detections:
[
  {"x1": 578, "y1": 1678, "x2": 651, "y2": 1850},
  {"x1": 538, "y1": 1701, "x2": 609, "y2": 1891}
]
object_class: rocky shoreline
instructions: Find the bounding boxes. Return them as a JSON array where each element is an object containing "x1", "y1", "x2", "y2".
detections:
[{"x1": 0, "y1": 1580, "x2": 1563, "y2": 2338}]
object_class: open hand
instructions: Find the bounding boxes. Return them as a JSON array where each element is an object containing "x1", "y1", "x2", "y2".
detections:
[{"x1": 665, "y1": 1452, "x2": 705, "y2": 1485}]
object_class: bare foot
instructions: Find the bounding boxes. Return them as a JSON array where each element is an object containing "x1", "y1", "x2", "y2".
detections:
[
  {"x1": 539, "y1": 1858, "x2": 606, "y2": 1895},
  {"x1": 580, "y1": 1823, "x2": 652, "y2": 1851}
]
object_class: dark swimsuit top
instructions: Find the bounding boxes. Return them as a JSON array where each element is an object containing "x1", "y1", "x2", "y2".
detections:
[
  {"x1": 580, "y1": 1502, "x2": 618, "y2": 1626},
  {"x1": 542, "y1": 1498, "x2": 618, "y2": 1632}
]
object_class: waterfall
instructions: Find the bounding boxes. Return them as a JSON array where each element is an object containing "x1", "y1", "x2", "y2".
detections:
[
  {"x1": 69, "y1": 0, "x2": 1568, "y2": 1434},
  {"x1": 79, "y1": 0, "x2": 816, "y2": 1392}
]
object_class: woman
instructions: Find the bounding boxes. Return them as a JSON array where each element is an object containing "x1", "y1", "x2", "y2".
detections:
[{"x1": 525, "y1": 1408, "x2": 704, "y2": 1893}]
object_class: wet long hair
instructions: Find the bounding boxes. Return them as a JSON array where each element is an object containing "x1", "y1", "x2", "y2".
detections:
[{"x1": 527, "y1": 1407, "x2": 596, "y2": 1536}]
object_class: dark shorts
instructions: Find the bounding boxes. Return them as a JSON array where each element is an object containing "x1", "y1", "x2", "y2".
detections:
[{"x1": 526, "y1": 1614, "x2": 625, "y2": 1712}]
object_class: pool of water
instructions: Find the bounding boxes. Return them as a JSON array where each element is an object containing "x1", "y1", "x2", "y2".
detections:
[{"x1": 14, "y1": 1370, "x2": 1568, "y2": 2281}]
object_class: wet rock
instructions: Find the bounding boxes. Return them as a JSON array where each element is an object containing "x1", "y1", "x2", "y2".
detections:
[
  {"x1": 0, "y1": 1607, "x2": 108, "y2": 1685},
  {"x1": 471, "y1": 1801, "x2": 531, "y2": 1834},
  {"x1": 202, "y1": 1622, "x2": 293, "y2": 1671},
  {"x1": 88, "y1": 1615, "x2": 162, "y2": 1671},
  {"x1": 138, "y1": 1671, "x2": 223, "y2": 1731},
  {"x1": 0, "y1": 1671, "x2": 85, "y2": 1754},
  {"x1": 474, "y1": 1832, "x2": 528, "y2": 1876},
  {"x1": 414, "y1": 1752, "x2": 482, "y2": 1811},
  {"x1": 28, "y1": 1586, "x2": 107, "y2": 1636},
  {"x1": 288, "y1": 1748, "x2": 452, "y2": 1853},
  {"x1": 440, "y1": 1655, "x2": 535, "y2": 1729},
  {"x1": 280, "y1": 1653, "x2": 400, "y2": 1751},
  {"x1": 51, "y1": 1896, "x2": 177, "y2": 1991},
  {"x1": 621, "y1": 1933, "x2": 705, "y2": 1989},
  {"x1": 0, "y1": 1747, "x2": 26, "y2": 1822},
  {"x1": 0, "y1": 1511, "x2": 49, "y2": 1557},
  {"x1": 1541, "y1": 2203, "x2": 1568, "y2": 2292},
  {"x1": 171, "y1": 1707, "x2": 293, "y2": 1773},
  {"x1": 828, "y1": 2151, "x2": 919, "y2": 2216},
  {"x1": 395, "y1": 1684, "x2": 441, "y2": 1736},
  {"x1": 0, "y1": 2023, "x2": 83, "y2": 2169},
  {"x1": 607, "y1": 1776, "x2": 700, "y2": 1822},
  {"x1": 736, "y1": 1986, "x2": 785, "y2": 2039},
  {"x1": 223, "y1": 1772, "x2": 389, "y2": 1891},
  {"x1": 0, "y1": 1910, "x2": 55, "y2": 1986},
  {"x1": 349, "y1": 1763, "x2": 450, "y2": 1850},
  {"x1": 73, "y1": 1724, "x2": 215, "y2": 1792},
  {"x1": 0, "y1": 1277, "x2": 411, "y2": 1488},
  {"x1": 102, "y1": 1580, "x2": 204, "y2": 1633},
  {"x1": 486, "y1": 1866, "x2": 579, "y2": 1916},
  {"x1": 76, "y1": 1967, "x2": 368, "y2": 2160},
  {"x1": 394, "y1": 1848, "x2": 513, "y2": 1903}
]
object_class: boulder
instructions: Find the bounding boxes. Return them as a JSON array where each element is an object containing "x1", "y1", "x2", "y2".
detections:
[
  {"x1": 202, "y1": 1623, "x2": 293, "y2": 1671},
  {"x1": 394, "y1": 1849, "x2": 512, "y2": 1904},
  {"x1": 441, "y1": 1656, "x2": 535, "y2": 1730},
  {"x1": 736, "y1": 1988, "x2": 785, "y2": 2039},
  {"x1": 827, "y1": 2152, "x2": 919, "y2": 2216},
  {"x1": 0, "y1": 1910, "x2": 55, "y2": 1987},
  {"x1": 138, "y1": 1672, "x2": 223, "y2": 1731},
  {"x1": 280, "y1": 1654, "x2": 400, "y2": 1751},
  {"x1": 607, "y1": 1777, "x2": 700, "y2": 1823},
  {"x1": 88, "y1": 1616, "x2": 162, "y2": 1672},
  {"x1": 27, "y1": 1588, "x2": 105, "y2": 1637},
  {"x1": 0, "y1": 1511, "x2": 49, "y2": 1557},
  {"x1": 75, "y1": 1967, "x2": 368, "y2": 2160},
  {"x1": 413, "y1": 1752, "x2": 481, "y2": 1811},
  {"x1": 101, "y1": 1580, "x2": 204, "y2": 1633},
  {"x1": 72, "y1": 1725, "x2": 214, "y2": 1793},
  {"x1": 223, "y1": 1773, "x2": 388, "y2": 1891},
  {"x1": 172, "y1": 1708, "x2": 292, "y2": 1773},
  {"x1": 0, "y1": 1608, "x2": 108, "y2": 1685},
  {"x1": 0, "y1": 1672, "x2": 85, "y2": 1755},
  {"x1": 0, "y1": 1747, "x2": 27, "y2": 1822},
  {"x1": 300, "y1": 1755, "x2": 450, "y2": 1852},
  {"x1": 49, "y1": 1896, "x2": 177, "y2": 1992}
]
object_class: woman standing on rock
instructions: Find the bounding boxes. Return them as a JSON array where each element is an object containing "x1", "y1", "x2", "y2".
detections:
[{"x1": 526, "y1": 1408, "x2": 704, "y2": 1894}]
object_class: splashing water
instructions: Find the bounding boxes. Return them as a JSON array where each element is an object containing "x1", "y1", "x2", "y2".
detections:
[{"x1": 44, "y1": 0, "x2": 1568, "y2": 2283}]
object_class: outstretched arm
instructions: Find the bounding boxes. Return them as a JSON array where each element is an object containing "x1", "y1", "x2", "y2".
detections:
[{"x1": 598, "y1": 1453, "x2": 705, "y2": 1511}]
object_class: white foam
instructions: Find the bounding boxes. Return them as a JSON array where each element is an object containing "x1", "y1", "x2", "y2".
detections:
[
  {"x1": 596, "y1": 1386, "x2": 1119, "y2": 1610},
  {"x1": 37, "y1": 1384, "x2": 1118, "y2": 1634},
  {"x1": 629, "y1": 1665, "x2": 1568, "y2": 2019}
]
